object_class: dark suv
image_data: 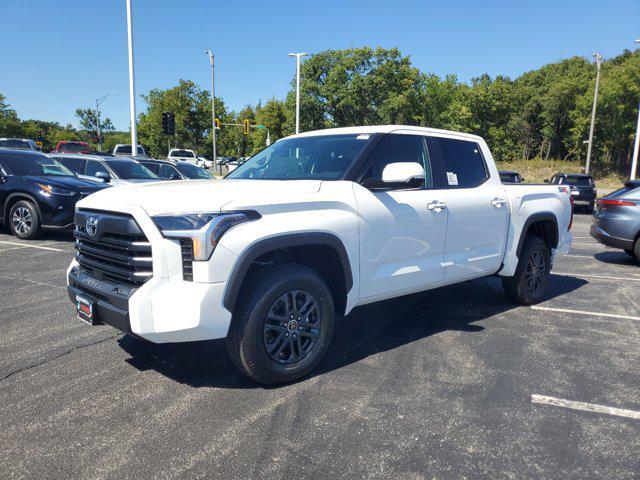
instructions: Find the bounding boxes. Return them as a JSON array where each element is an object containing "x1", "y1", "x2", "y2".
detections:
[
  {"x1": 547, "y1": 173, "x2": 597, "y2": 212},
  {"x1": 0, "y1": 149, "x2": 106, "y2": 239}
]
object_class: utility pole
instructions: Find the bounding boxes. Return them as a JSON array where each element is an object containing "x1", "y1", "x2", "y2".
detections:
[
  {"x1": 585, "y1": 51, "x2": 602, "y2": 175},
  {"x1": 95, "y1": 92, "x2": 116, "y2": 151},
  {"x1": 204, "y1": 49, "x2": 217, "y2": 174},
  {"x1": 631, "y1": 39, "x2": 640, "y2": 180},
  {"x1": 288, "y1": 52, "x2": 308, "y2": 134},
  {"x1": 125, "y1": 0, "x2": 138, "y2": 152}
]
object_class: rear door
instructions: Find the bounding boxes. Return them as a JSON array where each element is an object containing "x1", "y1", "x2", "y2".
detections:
[
  {"x1": 354, "y1": 132, "x2": 447, "y2": 299},
  {"x1": 426, "y1": 136, "x2": 509, "y2": 280}
]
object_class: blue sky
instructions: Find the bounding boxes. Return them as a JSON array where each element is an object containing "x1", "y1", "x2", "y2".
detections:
[{"x1": 1, "y1": 0, "x2": 639, "y2": 130}]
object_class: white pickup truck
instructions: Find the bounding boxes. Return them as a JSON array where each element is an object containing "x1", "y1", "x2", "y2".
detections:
[
  {"x1": 167, "y1": 148, "x2": 199, "y2": 165},
  {"x1": 67, "y1": 126, "x2": 573, "y2": 384}
]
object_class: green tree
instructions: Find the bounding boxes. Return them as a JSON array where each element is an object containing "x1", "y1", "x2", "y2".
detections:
[{"x1": 75, "y1": 108, "x2": 114, "y2": 134}]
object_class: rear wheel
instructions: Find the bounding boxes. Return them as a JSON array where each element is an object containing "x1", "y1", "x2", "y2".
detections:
[
  {"x1": 502, "y1": 235, "x2": 551, "y2": 305},
  {"x1": 9, "y1": 200, "x2": 41, "y2": 240},
  {"x1": 226, "y1": 263, "x2": 335, "y2": 384},
  {"x1": 633, "y1": 239, "x2": 640, "y2": 264}
]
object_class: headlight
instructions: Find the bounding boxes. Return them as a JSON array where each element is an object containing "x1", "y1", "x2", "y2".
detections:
[
  {"x1": 36, "y1": 183, "x2": 76, "y2": 196},
  {"x1": 152, "y1": 211, "x2": 260, "y2": 260}
]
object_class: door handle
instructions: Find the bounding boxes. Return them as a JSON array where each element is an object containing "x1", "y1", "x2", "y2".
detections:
[
  {"x1": 491, "y1": 198, "x2": 507, "y2": 208},
  {"x1": 427, "y1": 201, "x2": 447, "y2": 211}
]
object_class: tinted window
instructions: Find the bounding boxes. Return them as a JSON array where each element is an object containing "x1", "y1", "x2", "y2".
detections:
[
  {"x1": 141, "y1": 162, "x2": 160, "y2": 175},
  {"x1": 227, "y1": 134, "x2": 370, "y2": 180},
  {"x1": 115, "y1": 145, "x2": 145, "y2": 155},
  {"x1": 85, "y1": 160, "x2": 109, "y2": 177},
  {"x1": 436, "y1": 137, "x2": 487, "y2": 188},
  {"x1": 0, "y1": 153, "x2": 73, "y2": 176},
  {"x1": 159, "y1": 164, "x2": 180, "y2": 178},
  {"x1": 0, "y1": 139, "x2": 31, "y2": 149},
  {"x1": 500, "y1": 172, "x2": 519, "y2": 183},
  {"x1": 360, "y1": 134, "x2": 432, "y2": 188},
  {"x1": 175, "y1": 162, "x2": 214, "y2": 179},
  {"x1": 565, "y1": 176, "x2": 592, "y2": 187},
  {"x1": 56, "y1": 156, "x2": 85, "y2": 173},
  {"x1": 171, "y1": 150, "x2": 195, "y2": 157},
  {"x1": 108, "y1": 161, "x2": 157, "y2": 179}
]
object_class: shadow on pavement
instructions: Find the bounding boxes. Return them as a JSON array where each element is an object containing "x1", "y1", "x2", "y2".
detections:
[
  {"x1": 118, "y1": 274, "x2": 587, "y2": 389},
  {"x1": 593, "y1": 251, "x2": 639, "y2": 267}
]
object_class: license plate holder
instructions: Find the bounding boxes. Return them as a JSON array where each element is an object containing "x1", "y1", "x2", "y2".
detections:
[{"x1": 76, "y1": 295, "x2": 98, "y2": 325}]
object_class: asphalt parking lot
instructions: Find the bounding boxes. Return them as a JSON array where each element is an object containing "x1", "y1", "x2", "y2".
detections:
[{"x1": 1, "y1": 213, "x2": 639, "y2": 479}]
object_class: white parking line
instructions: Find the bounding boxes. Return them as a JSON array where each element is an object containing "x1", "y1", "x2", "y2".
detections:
[
  {"x1": 572, "y1": 242, "x2": 606, "y2": 247},
  {"x1": 0, "y1": 274, "x2": 65, "y2": 290},
  {"x1": 553, "y1": 272, "x2": 640, "y2": 281},
  {"x1": 531, "y1": 305, "x2": 640, "y2": 321},
  {"x1": 531, "y1": 394, "x2": 640, "y2": 420},
  {"x1": 0, "y1": 240, "x2": 66, "y2": 252},
  {"x1": 564, "y1": 254, "x2": 594, "y2": 258}
]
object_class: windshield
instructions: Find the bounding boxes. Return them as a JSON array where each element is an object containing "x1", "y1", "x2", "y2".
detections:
[
  {"x1": 175, "y1": 163, "x2": 214, "y2": 179},
  {"x1": 171, "y1": 150, "x2": 195, "y2": 158},
  {"x1": 108, "y1": 161, "x2": 157, "y2": 179},
  {"x1": 564, "y1": 176, "x2": 592, "y2": 186},
  {"x1": 0, "y1": 139, "x2": 31, "y2": 149},
  {"x1": 59, "y1": 142, "x2": 88, "y2": 152},
  {"x1": 0, "y1": 155, "x2": 74, "y2": 176},
  {"x1": 226, "y1": 134, "x2": 371, "y2": 180}
]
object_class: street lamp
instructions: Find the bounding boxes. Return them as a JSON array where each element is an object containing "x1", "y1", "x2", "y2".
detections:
[
  {"x1": 204, "y1": 49, "x2": 217, "y2": 173},
  {"x1": 630, "y1": 39, "x2": 640, "y2": 180},
  {"x1": 288, "y1": 52, "x2": 308, "y2": 134},
  {"x1": 585, "y1": 52, "x2": 602, "y2": 175},
  {"x1": 95, "y1": 92, "x2": 117, "y2": 151},
  {"x1": 125, "y1": 0, "x2": 138, "y2": 153}
]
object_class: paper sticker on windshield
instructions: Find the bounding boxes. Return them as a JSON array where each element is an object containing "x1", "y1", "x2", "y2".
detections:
[
  {"x1": 356, "y1": 134, "x2": 371, "y2": 140},
  {"x1": 446, "y1": 171, "x2": 459, "y2": 186}
]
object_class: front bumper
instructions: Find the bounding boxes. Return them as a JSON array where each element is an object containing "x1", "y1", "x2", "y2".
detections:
[
  {"x1": 590, "y1": 224, "x2": 634, "y2": 250},
  {"x1": 66, "y1": 203, "x2": 235, "y2": 343}
]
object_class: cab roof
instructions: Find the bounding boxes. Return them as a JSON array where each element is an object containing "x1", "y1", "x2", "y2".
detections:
[{"x1": 289, "y1": 125, "x2": 483, "y2": 142}]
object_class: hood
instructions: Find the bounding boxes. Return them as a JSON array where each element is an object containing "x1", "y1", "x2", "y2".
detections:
[
  {"x1": 22, "y1": 175, "x2": 106, "y2": 192},
  {"x1": 77, "y1": 179, "x2": 323, "y2": 216}
]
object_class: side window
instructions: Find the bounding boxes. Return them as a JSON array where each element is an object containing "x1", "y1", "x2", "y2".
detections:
[
  {"x1": 56, "y1": 157, "x2": 85, "y2": 174},
  {"x1": 360, "y1": 134, "x2": 432, "y2": 188},
  {"x1": 85, "y1": 160, "x2": 108, "y2": 177},
  {"x1": 143, "y1": 163, "x2": 159, "y2": 175},
  {"x1": 436, "y1": 137, "x2": 488, "y2": 188},
  {"x1": 159, "y1": 164, "x2": 178, "y2": 178}
]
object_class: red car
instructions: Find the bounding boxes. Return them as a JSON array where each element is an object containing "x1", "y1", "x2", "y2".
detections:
[{"x1": 53, "y1": 141, "x2": 91, "y2": 154}]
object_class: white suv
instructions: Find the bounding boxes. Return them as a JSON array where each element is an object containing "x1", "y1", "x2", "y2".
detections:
[{"x1": 67, "y1": 126, "x2": 573, "y2": 384}]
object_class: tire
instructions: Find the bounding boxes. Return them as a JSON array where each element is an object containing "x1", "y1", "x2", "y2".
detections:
[
  {"x1": 9, "y1": 200, "x2": 41, "y2": 240},
  {"x1": 633, "y1": 239, "x2": 640, "y2": 264},
  {"x1": 226, "y1": 263, "x2": 335, "y2": 384},
  {"x1": 502, "y1": 235, "x2": 551, "y2": 305}
]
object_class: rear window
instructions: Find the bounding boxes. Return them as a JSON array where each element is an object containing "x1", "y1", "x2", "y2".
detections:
[
  {"x1": 59, "y1": 142, "x2": 88, "y2": 152},
  {"x1": 171, "y1": 150, "x2": 195, "y2": 158},
  {"x1": 0, "y1": 139, "x2": 31, "y2": 149},
  {"x1": 115, "y1": 145, "x2": 145, "y2": 155},
  {"x1": 436, "y1": 137, "x2": 488, "y2": 188},
  {"x1": 564, "y1": 176, "x2": 592, "y2": 186}
]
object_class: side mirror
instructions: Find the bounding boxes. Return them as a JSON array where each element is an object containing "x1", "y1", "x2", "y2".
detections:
[
  {"x1": 381, "y1": 162, "x2": 425, "y2": 186},
  {"x1": 95, "y1": 171, "x2": 111, "y2": 183}
]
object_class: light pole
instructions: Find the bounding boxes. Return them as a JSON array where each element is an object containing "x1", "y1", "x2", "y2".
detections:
[
  {"x1": 288, "y1": 52, "x2": 308, "y2": 134},
  {"x1": 95, "y1": 92, "x2": 116, "y2": 151},
  {"x1": 585, "y1": 52, "x2": 602, "y2": 175},
  {"x1": 631, "y1": 39, "x2": 640, "y2": 180},
  {"x1": 125, "y1": 0, "x2": 138, "y2": 153},
  {"x1": 204, "y1": 49, "x2": 217, "y2": 174}
]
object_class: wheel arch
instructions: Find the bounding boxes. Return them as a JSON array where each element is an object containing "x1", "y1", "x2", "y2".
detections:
[
  {"x1": 3, "y1": 192, "x2": 43, "y2": 223},
  {"x1": 223, "y1": 232, "x2": 354, "y2": 315},
  {"x1": 516, "y1": 212, "x2": 559, "y2": 257}
]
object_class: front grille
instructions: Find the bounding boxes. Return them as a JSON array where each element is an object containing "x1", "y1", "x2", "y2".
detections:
[
  {"x1": 74, "y1": 211, "x2": 152, "y2": 287},
  {"x1": 180, "y1": 239, "x2": 194, "y2": 281}
]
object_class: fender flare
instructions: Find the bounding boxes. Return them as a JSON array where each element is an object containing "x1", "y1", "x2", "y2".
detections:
[
  {"x1": 223, "y1": 232, "x2": 353, "y2": 312},
  {"x1": 516, "y1": 211, "x2": 559, "y2": 257},
  {"x1": 3, "y1": 192, "x2": 43, "y2": 223}
]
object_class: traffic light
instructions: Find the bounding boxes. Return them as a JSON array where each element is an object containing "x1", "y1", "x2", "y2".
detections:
[
  {"x1": 162, "y1": 112, "x2": 175, "y2": 135},
  {"x1": 215, "y1": 118, "x2": 220, "y2": 129},
  {"x1": 243, "y1": 119, "x2": 250, "y2": 135}
]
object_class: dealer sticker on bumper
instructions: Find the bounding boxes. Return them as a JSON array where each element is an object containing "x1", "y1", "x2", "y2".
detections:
[{"x1": 76, "y1": 295, "x2": 97, "y2": 325}]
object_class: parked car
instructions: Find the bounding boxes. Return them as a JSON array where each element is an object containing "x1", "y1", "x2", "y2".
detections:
[
  {"x1": 0, "y1": 149, "x2": 105, "y2": 239},
  {"x1": 139, "y1": 159, "x2": 214, "y2": 180},
  {"x1": 499, "y1": 170, "x2": 524, "y2": 183},
  {"x1": 51, "y1": 154, "x2": 158, "y2": 185},
  {"x1": 590, "y1": 180, "x2": 640, "y2": 262},
  {"x1": 547, "y1": 172, "x2": 596, "y2": 212},
  {"x1": 167, "y1": 148, "x2": 198, "y2": 165},
  {"x1": 66, "y1": 125, "x2": 573, "y2": 384},
  {"x1": 196, "y1": 155, "x2": 214, "y2": 169},
  {"x1": 112, "y1": 144, "x2": 148, "y2": 158},
  {"x1": 52, "y1": 141, "x2": 91, "y2": 154},
  {"x1": 0, "y1": 138, "x2": 39, "y2": 151}
]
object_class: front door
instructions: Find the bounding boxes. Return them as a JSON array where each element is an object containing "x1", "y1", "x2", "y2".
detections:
[{"x1": 355, "y1": 132, "x2": 448, "y2": 300}]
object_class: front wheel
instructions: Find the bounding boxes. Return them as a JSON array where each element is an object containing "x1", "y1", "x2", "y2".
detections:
[
  {"x1": 502, "y1": 235, "x2": 551, "y2": 305},
  {"x1": 9, "y1": 200, "x2": 41, "y2": 240},
  {"x1": 226, "y1": 263, "x2": 335, "y2": 384}
]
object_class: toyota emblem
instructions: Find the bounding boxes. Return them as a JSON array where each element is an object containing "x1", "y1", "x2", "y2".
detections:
[{"x1": 85, "y1": 216, "x2": 99, "y2": 237}]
